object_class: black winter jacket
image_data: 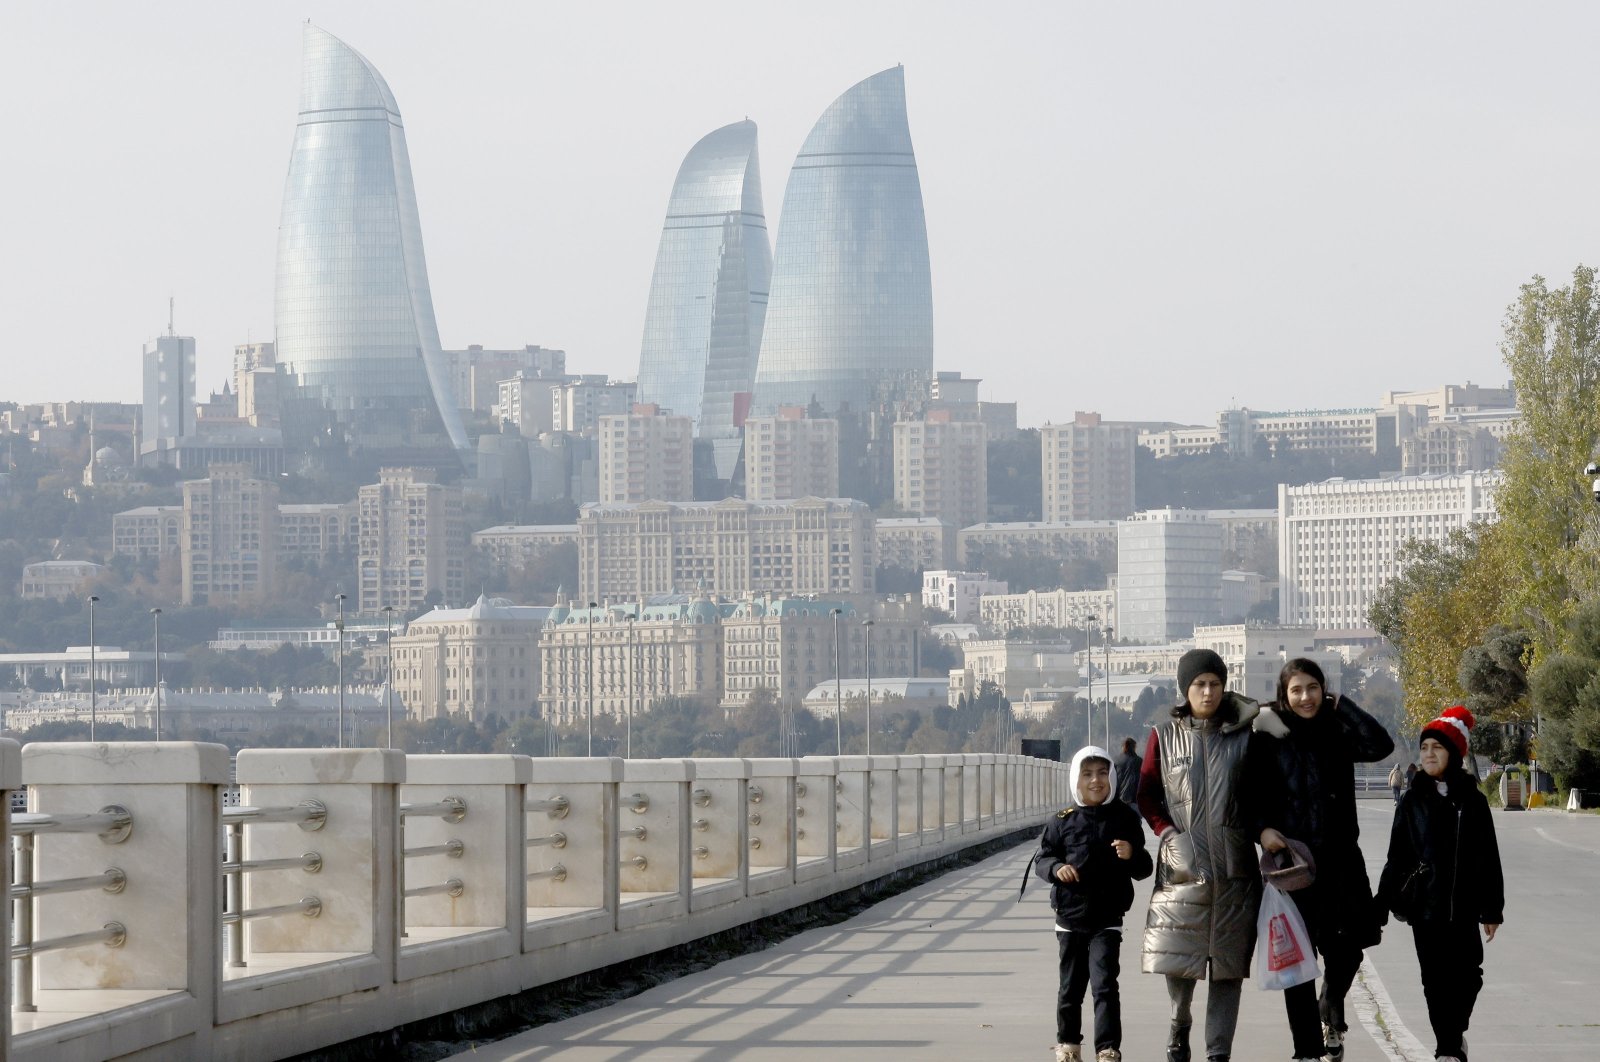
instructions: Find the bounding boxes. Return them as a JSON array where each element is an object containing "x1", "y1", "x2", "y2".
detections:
[
  {"x1": 1033, "y1": 800, "x2": 1153, "y2": 931},
  {"x1": 1113, "y1": 751, "x2": 1142, "y2": 805},
  {"x1": 1378, "y1": 768, "x2": 1505, "y2": 926}
]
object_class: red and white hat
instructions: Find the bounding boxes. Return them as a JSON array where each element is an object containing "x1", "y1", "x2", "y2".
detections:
[{"x1": 1420, "y1": 705, "x2": 1475, "y2": 761}]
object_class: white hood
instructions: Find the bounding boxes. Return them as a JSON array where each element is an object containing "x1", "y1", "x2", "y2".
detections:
[{"x1": 1068, "y1": 744, "x2": 1117, "y2": 806}]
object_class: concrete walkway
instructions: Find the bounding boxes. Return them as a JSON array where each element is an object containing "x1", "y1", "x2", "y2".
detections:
[{"x1": 452, "y1": 805, "x2": 1600, "y2": 1061}]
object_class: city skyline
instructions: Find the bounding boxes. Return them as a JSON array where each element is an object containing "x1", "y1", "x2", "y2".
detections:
[{"x1": 7, "y1": 2, "x2": 1595, "y2": 425}]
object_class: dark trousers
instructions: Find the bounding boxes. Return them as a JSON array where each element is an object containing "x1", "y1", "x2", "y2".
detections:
[
  {"x1": 1056, "y1": 927, "x2": 1122, "y2": 1049},
  {"x1": 1281, "y1": 882, "x2": 1365, "y2": 1056},
  {"x1": 1413, "y1": 920, "x2": 1484, "y2": 1061}
]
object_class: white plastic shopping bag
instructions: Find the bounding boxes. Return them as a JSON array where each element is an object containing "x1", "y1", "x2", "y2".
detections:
[{"x1": 1256, "y1": 884, "x2": 1320, "y2": 991}]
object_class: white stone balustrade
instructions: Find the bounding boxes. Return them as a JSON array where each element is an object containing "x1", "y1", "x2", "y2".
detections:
[
  {"x1": 4, "y1": 746, "x2": 1069, "y2": 1062},
  {"x1": 0, "y1": 739, "x2": 20, "y2": 1052}
]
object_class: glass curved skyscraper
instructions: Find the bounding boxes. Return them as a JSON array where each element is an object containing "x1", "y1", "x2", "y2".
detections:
[
  {"x1": 637, "y1": 120, "x2": 771, "y2": 479},
  {"x1": 275, "y1": 24, "x2": 469, "y2": 463},
  {"x1": 751, "y1": 67, "x2": 933, "y2": 415}
]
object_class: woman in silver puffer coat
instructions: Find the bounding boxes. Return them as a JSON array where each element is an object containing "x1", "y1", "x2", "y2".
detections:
[{"x1": 1136, "y1": 649, "x2": 1263, "y2": 1062}]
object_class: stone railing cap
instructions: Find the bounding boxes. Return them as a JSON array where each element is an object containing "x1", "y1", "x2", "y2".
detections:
[
  {"x1": 621, "y1": 758, "x2": 695, "y2": 782},
  {"x1": 976, "y1": 753, "x2": 997, "y2": 764},
  {"x1": 919, "y1": 754, "x2": 948, "y2": 768},
  {"x1": 868, "y1": 755, "x2": 899, "y2": 770},
  {"x1": 693, "y1": 758, "x2": 750, "y2": 780},
  {"x1": 237, "y1": 747, "x2": 406, "y2": 785},
  {"x1": 406, "y1": 754, "x2": 533, "y2": 785},
  {"x1": 24, "y1": 741, "x2": 230, "y2": 785},
  {"x1": 833, "y1": 755, "x2": 872, "y2": 771},
  {"x1": 897, "y1": 754, "x2": 928, "y2": 769},
  {"x1": 795, "y1": 756, "x2": 838, "y2": 777},
  {"x1": 746, "y1": 758, "x2": 800, "y2": 777},
  {"x1": 528, "y1": 756, "x2": 626, "y2": 783}
]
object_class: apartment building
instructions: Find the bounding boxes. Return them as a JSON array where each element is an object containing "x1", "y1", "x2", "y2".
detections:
[
  {"x1": 743, "y1": 408, "x2": 839, "y2": 502},
  {"x1": 893, "y1": 411, "x2": 987, "y2": 529},
  {"x1": 1041, "y1": 412, "x2": 1137, "y2": 522},
  {"x1": 357, "y1": 467, "x2": 466, "y2": 614}
]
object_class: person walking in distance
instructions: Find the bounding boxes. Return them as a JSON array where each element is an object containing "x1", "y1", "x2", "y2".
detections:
[
  {"x1": 1137, "y1": 649, "x2": 1263, "y2": 1062},
  {"x1": 1378, "y1": 707, "x2": 1503, "y2": 1062},
  {"x1": 1249, "y1": 658, "x2": 1394, "y2": 1061},
  {"x1": 1114, "y1": 736, "x2": 1141, "y2": 806},
  {"x1": 1389, "y1": 761, "x2": 1405, "y2": 805},
  {"x1": 1035, "y1": 745, "x2": 1153, "y2": 1062}
]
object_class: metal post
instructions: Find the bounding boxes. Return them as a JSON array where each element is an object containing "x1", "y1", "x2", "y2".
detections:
[
  {"x1": 586, "y1": 602, "x2": 598, "y2": 756},
  {"x1": 626, "y1": 612, "x2": 636, "y2": 759},
  {"x1": 863, "y1": 619, "x2": 875, "y2": 757},
  {"x1": 226, "y1": 822, "x2": 245, "y2": 967},
  {"x1": 88, "y1": 595, "x2": 99, "y2": 741},
  {"x1": 1084, "y1": 619, "x2": 1094, "y2": 747},
  {"x1": 150, "y1": 607, "x2": 162, "y2": 742},
  {"x1": 831, "y1": 608, "x2": 843, "y2": 755},
  {"x1": 335, "y1": 593, "x2": 346, "y2": 749},
  {"x1": 383, "y1": 605, "x2": 395, "y2": 749},
  {"x1": 1104, "y1": 625, "x2": 1113, "y2": 750}
]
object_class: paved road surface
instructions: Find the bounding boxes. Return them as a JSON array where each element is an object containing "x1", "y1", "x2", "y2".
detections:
[{"x1": 451, "y1": 805, "x2": 1600, "y2": 1060}]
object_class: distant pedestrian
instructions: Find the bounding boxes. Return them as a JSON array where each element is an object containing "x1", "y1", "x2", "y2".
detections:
[
  {"x1": 1405, "y1": 761, "x2": 1418, "y2": 790},
  {"x1": 1378, "y1": 707, "x2": 1504, "y2": 1062},
  {"x1": 1388, "y1": 762, "x2": 1405, "y2": 805},
  {"x1": 1114, "y1": 737, "x2": 1141, "y2": 805},
  {"x1": 1034, "y1": 745, "x2": 1153, "y2": 1062}
]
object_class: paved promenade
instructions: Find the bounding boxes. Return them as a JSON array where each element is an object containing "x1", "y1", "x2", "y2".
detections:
[{"x1": 455, "y1": 804, "x2": 1599, "y2": 1061}]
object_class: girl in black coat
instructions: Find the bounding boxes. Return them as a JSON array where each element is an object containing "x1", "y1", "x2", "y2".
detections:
[
  {"x1": 1378, "y1": 706, "x2": 1503, "y2": 1062},
  {"x1": 1247, "y1": 658, "x2": 1394, "y2": 1062}
]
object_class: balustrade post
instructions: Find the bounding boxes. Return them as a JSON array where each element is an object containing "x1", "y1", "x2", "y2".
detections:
[
  {"x1": 976, "y1": 753, "x2": 996, "y2": 829},
  {"x1": 793, "y1": 757, "x2": 837, "y2": 883},
  {"x1": 524, "y1": 756, "x2": 622, "y2": 949},
  {"x1": 744, "y1": 759, "x2": 797, "y2": 896},
  {"x1": 616, "y1": 759, "x2": 692, "y2": 929},
  {"x1": 687, "y1": 759, "x2": 748, "y2": 911},
  {"x1": 829, "y1": 756, "x2": 869, "y2": 871},
  {"x1": 398, "y1": 754, "x2": 528, "y2": 982},
  {"x1": 0, "y1": 738, "x2": 17, "y2": 1047},
  {"x1": 866, "y1": 755, "x2": 898, "y2": 861},
  {"x1": 895, "y1": 755, "x2": 923, "y2": 850},
  {"x1": 918, "y1": 754, "x2": 946, "y2": 848},
  {"x1": 19, "y1": 741, "x2": 227, "y2": 1057},
  {"x1": 222, "y1": 749, "x2": 403, "y2": 1028}
]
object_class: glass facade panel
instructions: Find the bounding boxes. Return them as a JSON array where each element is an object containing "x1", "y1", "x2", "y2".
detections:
[
  {"x1": 274, "y1": 25, "x2": 469, "y2": 463},
  {"x1": 636, "y1": 120, "x2": 771, "y2": 480},
  {"x1": 751, "y1": 67, "x2": 933, "y2": 416}
]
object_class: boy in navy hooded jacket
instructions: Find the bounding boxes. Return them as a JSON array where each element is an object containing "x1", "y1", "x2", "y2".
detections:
[{"x1": 1034, "y1": 745, "x2": 1153, "y2": 1062}]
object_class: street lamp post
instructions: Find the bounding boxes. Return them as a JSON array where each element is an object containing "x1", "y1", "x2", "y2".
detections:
[
  {"x1": 586, "y1": 602, "x2": 598, "y2": 756},
  {"x1": 1084, "y1": 618, "x2": 1095, "y2": 747},
  {"x1": 1104, "y1": 625, "x2": 1113, "y2": 750},
  {"x1": 626, "y1": 612, "x2": 637, "y2": 759},
  {"x1": 335, "y1": 593, "x2": 346, "y2": 750},
  {"x1": 863, "y1": 619, "x2": 875, "y2": 756},
  {"x1": 830, "y1": 608, "x2": 844, "y2": 755},
  {"x1": 150, "y1": 607, "x2": 162, "y2": 742},
  {"x1": 383, "y1": 605, "x2": 395, "y2": 749},
  {"x1": 88, "y1": 595, "x2": 99, "y2": 741}
]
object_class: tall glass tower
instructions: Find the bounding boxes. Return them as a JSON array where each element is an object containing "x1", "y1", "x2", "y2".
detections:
[
  {"x1": 751, "y1": 67, "x2": 933, "y2": 416},
  {"x1": 275, "y1": 24, "x2": 469, "y2": 464},
  {"x1": 637, "y1": 120, "x2": 771, "y2": 480}
]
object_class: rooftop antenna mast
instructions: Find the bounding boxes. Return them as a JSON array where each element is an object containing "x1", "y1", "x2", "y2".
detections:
[{"x1": 167, "y1": 296, "x2": 175, "y2": 337}]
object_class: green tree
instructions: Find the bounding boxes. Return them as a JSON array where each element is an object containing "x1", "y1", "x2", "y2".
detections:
[{"x1": 1527, "y1": 599, "x2": 1600, "y2": 789}]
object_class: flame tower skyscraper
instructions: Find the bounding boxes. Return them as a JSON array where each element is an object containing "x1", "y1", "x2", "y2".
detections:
[{"x1": 274, "y1": 24, "x2": 469, "y2": 466}]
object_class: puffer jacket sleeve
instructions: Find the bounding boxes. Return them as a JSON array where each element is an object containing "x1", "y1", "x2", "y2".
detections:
[
  {"x1": 1035, "y1": 816, "x2": 1067, "y2": 888},
  {"x1": 1376, "y1": 791, "x2": 1417, "y2": 914},
  {"x1": 1332, "y1": 694, "x2": 1395, "y2": 762},
  {"x1": 1470, "y1": 792, "x2": 1505, "y2": 924},
  {"x1": 1137, "y1": 728, "x2": 1173, "y2": 835}
]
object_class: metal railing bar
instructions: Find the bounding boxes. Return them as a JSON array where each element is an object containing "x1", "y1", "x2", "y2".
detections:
[
  {"x1": 404, "y1": 839, "x2": 464, "y2": 860},
  {"x1": 12, "y1": 805, "x2": 132, "y2": 843},
  {"x1": 10, "y1": 867, "x2": 125, "y2": 900},
  {"x1": 404, "y1": 877, "x2": 463, "y2": 899},
  {"x1": 11, "y1": 921, "x2": 126, "y2": 959},
  {"x1": 222, "y1": 800, "x2": 327, "y2": 832},
  {"x1": 222, "y1": 853, "x2": 322, "y2": 876},
  {"x1": 399, "y1": 796, "x2": 466, "y2": 823},
  {"x1": 525, "y1": 832, "x2": 567, "y2": 849},
  {"x1": 526, "y1": 864, "x2": 567, "y2": 882},
  {"x1": 222, "y1": 896, "x2": 321, "y2": 925},
  {"x1": 525, "y1": 796, "x2": 570, "y2": 818}
]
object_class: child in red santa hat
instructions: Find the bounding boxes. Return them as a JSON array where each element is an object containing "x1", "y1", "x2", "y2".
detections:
[{"x1": 1377, "y1": 706, "x2": 1504, "y2": 1062}]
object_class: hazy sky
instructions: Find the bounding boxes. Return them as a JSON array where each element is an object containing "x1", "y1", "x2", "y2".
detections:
[{"x1": 5, "y1": 2, "x2": 1598, "y2": 427}]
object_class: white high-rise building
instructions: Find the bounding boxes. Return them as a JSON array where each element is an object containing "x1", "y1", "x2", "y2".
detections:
[
  {"x1": 598, "y1": 404, "x2": 694, "y2": 503},
  {"x1": 141, "y1": 328, "x2": 196, "y2": 458},
  {"x1": 1278, "y1": 473, "x2": 1499, "y2": 631},
  {"x1": 1116, "y1": 509, "x2": 1223, "y2": 644},
  {"x1": 893, "y1": 412, "x2": 987, "y2": 530},
  {"x1": 1042, "y1": 412, "x2": 1136, "y2": 522},
  {"x1": 743, "y1": 408, "x2": 839, "y2": 501}
]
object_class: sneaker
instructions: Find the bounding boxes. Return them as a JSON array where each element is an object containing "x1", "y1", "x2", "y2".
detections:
[
  {"x1": 1323, "y1": 1022, "x2": 1345, "y2": 1061},
  {"x1": 1053, "y1": 1045, "x2": 1082, "y2": 1062},
  {"x1": 1096, "y1": 1051, "x2": 1121, "y2": 1062}
]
